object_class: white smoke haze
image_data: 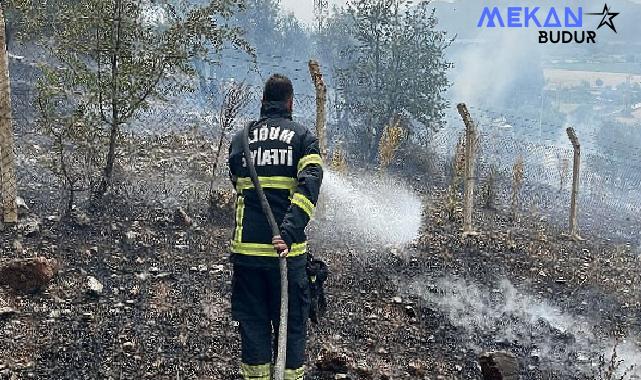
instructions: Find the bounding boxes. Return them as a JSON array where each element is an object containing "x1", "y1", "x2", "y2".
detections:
[
  {"x1": 314, "y1": 170, "x2": 423, "y2": 246},
  {"x1": 406, "y1": 277, "x2": 641, "y2": 377},
  {"x1": 450, "y1": 26, "x2": 544, "y2": 108},
  {"x1": 139, "y1": 0, "x2": 168, "y2": 27}
]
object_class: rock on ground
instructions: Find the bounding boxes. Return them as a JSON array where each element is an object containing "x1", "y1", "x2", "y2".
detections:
[
  {"x1": 0, "y1": 307, "x2": 18, "y2": 320},
  {"x1": 479, "y1": 351, "x2": 519, "y2": 380},
  {"x1": 86, "y1": 276, "x2": 104, "y2": 297},
  {"x1": 0, "y1": 257, "x2": 59, "y2": 293},
  {"x1": 173, "y1": 207, "x2": 193, "y2": 227}
]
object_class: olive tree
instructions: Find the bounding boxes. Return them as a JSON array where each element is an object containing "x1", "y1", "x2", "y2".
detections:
[
  {"x1": 332, "y1": 0, "x2": 452, "y2": 161},
  {"x1": 6, "y1": 0, "x2": 250, "y2": 197}
]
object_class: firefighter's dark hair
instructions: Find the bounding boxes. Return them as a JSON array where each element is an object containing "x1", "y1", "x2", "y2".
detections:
[{"x1": 263, "y1": 74, "x2": 294, "y2": 102}]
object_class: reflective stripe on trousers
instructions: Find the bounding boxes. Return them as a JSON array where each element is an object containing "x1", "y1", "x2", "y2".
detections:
[
  {"x1": 284, "y1": 367, "x2": 305, "y2": 380},
  {"x1": 239, "y1": 364, "x2": 304, "y2": 380},
  {"x1": 240, "y1": 363, "x2": 270, "y2": 380}
]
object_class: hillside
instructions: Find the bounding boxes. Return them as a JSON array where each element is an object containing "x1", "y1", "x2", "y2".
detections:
[{"x1": 1, "y1": 132, "x2": 639, "y2": 379}]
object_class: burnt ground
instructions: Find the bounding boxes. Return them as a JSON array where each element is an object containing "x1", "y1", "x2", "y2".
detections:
[{"x1": 1, "y1": 133, "x2": 640, "y2": 380}]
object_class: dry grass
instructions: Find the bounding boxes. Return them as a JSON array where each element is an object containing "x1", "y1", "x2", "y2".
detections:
[
  {"x1": 446, "y1": 134, "x2": 466, "y2": 221},
  {"x1": 590, "y1": 342, "x2": 637, "y2": 380},
  {"x1": 0, "y1": 288, "x2": 10, "y2": 308},
  {"x1": 330, "y1": 143, "x2": 349, "y2": 174},
  {"x1": 208, "y1": 187, "x2": 235, "y2": 222},
  {"x1": 512, "y1": 156, "x2": 525, "y2": 217},
  {"x1": 558, "y1": 157, "x2": 570, "y2": 192},
  {"x1": 150, "y1": 281, "x2": 172, "y2": 312},
  {"x1": 481, "y1": 164, "x2": 497, "y2": 209},
  {"x1": 378, "y1": 116, "x2": 407, "y2": 171}
]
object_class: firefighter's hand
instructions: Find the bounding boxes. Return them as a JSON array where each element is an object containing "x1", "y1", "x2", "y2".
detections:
[{"x1": 272, "y1": 235, "x2": 289, "y2": 257}]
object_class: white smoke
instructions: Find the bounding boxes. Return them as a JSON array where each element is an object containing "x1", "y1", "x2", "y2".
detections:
[
  {"x1": 450, "y1": 28, "x2": 544, "y2": 108},
  {"x1": 139, "y1": 1, "x2": 167, "y2": 27},
  {"x1": 406, "y1": 277, "x2": 641, "y2": 377}
]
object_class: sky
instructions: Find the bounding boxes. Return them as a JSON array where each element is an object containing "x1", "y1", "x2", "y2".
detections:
[
  {"x1": 281, "y1": 0, "x2": 641, "y2": 25},
  {"x1": 280, "y1": 0, "x2": 347, "y2": 25}
]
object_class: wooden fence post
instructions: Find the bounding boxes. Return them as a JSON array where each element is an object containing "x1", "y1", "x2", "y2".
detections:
[
  {"x1": 457, "y1": 103, "x2": 479, "y2": 236},
  {"x1": 308, "y1": 60, "x2": 327, "y2": 159},
  {"x1": 0, "y1": 6, "x2": 18, "y2": 224},
  {"x1": 566, "y1": 127, "x2": 581, "y2": 240}
]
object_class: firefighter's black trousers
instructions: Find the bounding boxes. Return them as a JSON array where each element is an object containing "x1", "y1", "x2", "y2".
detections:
[{"x1": 231, "y1": 257, "x2": 310, "y2": 370}]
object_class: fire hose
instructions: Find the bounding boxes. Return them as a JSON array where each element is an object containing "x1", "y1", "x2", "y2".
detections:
[{"x1": 242, "y1": 120, "x2": 289, "y2": 380}]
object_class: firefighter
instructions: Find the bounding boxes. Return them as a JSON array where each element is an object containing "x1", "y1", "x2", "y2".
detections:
[{"x1": 227, "y1": 74, "x2": 323, "y2": 380}]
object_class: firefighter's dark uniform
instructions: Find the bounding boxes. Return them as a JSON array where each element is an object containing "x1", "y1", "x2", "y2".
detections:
[{"x1": 228, "y1": 100, "x2": 323, "y2": 380}]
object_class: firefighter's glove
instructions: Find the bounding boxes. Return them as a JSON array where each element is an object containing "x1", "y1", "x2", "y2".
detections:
[{"x1": 306, "y1": 256, "x2": 329, "y2": 324}]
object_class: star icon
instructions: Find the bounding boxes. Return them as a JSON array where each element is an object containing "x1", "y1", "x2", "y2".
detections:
[{"x1": 587, "y1": 4, "x2": 619, "y2": 33}]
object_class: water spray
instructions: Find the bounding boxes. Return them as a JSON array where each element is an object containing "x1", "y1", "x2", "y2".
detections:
[{"x1": 316, "y1": 170, "x2": 423, "y2": 247}]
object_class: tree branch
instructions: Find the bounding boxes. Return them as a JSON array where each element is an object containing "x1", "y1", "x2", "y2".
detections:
[
  {"x1": 96, "y1": 26, "x2": 110, "y2": 125},
  {"x1": 121, "y1": 59, "x2": 165, "y2": 121}
]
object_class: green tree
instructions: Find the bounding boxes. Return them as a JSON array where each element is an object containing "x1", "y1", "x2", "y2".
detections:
[
  {"x1": 332, "y1": 0, "x2": 451, "y2": 160},
  {"x1": 315, "y1": 7, "x2": 354, "y2": 79},
  {"x1": 238, "y1": 0, "x2": 281, "y2": 56},
  {"x1": 6, "y1": 0, "x2": 250, "y2": 197},
  {"x1": 230, "y1": 0, "x2": 311, "y2": 76}
]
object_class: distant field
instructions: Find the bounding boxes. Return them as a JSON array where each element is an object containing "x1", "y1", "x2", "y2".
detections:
[
  {"x1": 615, "y1": 108, "x2": 641, "y2": 125},
  {"x1": 546, "y1": 62, "x2": 641, "y2": 75},
  {"x1": 544, "y1": 68, "x2": 641, "y2": 88}
]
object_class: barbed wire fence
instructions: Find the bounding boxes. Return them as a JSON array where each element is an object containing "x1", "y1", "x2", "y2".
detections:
[
  {"x1": 2, "y1": 47, "x2": 640, "y2": 245},
  {"x1": 2, "y1": 47, "x2": 332, "y2": 217},
  {"x1": 412, "y1": 105, "x2": 641, "y2": 245},
  {"x1": 0, "y1": 11, "x2": 18, "y2": 224}
]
